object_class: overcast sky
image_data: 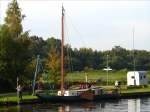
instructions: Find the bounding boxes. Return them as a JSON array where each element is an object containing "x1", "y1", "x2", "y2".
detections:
[{"x1": 1, "y1": 0, "x2": 150, "y2": 51}]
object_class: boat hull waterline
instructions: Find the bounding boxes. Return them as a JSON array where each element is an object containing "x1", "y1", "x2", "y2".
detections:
[{"x1": 36, "y1": 93, "x2": 120, "y2": 102}]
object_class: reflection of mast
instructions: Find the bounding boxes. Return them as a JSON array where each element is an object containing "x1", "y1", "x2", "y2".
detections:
[
  {"x1": 58, "y1": 105, "x2": 65, "y2": 112},
  {"x1": 58, "y1": 105, "x2": 70, "y2": 112},
  {"x1": 61, "y1": 6, "x2": 65, "y2": 96}
]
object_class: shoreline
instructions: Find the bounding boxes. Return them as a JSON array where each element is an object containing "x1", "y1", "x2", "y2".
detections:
[
  {"x1": 121, "y1": 92, "x2": 150, "y2": 99},
  {"x1": 1, "y1": 92, "x2": 150, "y2": 106},
  {"x1": 0, "y1": 99, "x2": 41, "y2": 106}
]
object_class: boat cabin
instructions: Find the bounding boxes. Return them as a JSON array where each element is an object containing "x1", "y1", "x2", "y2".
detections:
[
  {"x1": 127, "y1": 71, "x2": 148, "y2": 86},
  {"x1": 57, "y1": 87, "x2": 104, "y2": 96},
  {"x1": 58, "y1": 90, "x2": 82, "y2": 96}
]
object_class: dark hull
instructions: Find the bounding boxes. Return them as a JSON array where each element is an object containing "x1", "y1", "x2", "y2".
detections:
[{"x1": 36, "y1": 93, "x2": 120, "y2": 102}]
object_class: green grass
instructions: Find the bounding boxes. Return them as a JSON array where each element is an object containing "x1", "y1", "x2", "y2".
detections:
[
  {"x1": 121, "y1": 87, "x2": 150, "y2": 93},
  {"x1": 100, "y1": 85, "x2": 150, "y2": 94},
  {"x1": 0, "y1": 94, "x2": 37, "y2": 103},
  {"x1": 65, "y1": 70, "x2": 127, "y2": 85},
  {"x1": 1, "y1": 86, "x2": 150, "y2": 103},
  {"x1": 1, "y1": 70, "x2": 150, "y2": 103},
  {"x1": 65, "y1": 70, "x2": 150, "y2": 85}
]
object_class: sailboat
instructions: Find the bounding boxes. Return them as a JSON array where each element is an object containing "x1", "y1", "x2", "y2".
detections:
[{"x1": 36, "y1": 6, "x2": 120, "y2": 102}]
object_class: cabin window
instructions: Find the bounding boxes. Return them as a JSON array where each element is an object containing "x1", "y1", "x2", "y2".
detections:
[
  {"x1": 131, "y1": 76, "x2": 135, "y2": 79},
  {"x1": 92, "y1": 91, "x2": 95, "y2": 94}
]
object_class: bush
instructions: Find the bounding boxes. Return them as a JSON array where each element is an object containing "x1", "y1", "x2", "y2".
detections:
[{"x1": 127, "y1": 85, "x2": 148, "y2": 89}]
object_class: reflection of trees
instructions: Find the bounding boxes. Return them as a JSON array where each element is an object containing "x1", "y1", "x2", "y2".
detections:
[
  {"x1": 58, "y1": 102, "x2": 106, "y2": 112},
  {"x1": 3, "y1": 99, "x2": 147, "y2": 112},
  {"x1": 8, "y1": 105, "x2": 33, "y2": 112},
  {"x1": 141, "y1": 98, "x2": 149, "y2": 104},
  {"x1": 81, "y1": 102, "x2": 96, "y2": 111}
]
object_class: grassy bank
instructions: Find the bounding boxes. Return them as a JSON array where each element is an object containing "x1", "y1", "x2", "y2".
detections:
[
  {"x1": 1, "y1": 70, "x2": 150, "y2": 104},
  {"x1": 121, "y1": 88, "x2": 150, "y2": 93},
  {"x1": 101, "y1": 85, "x2": 150, "y2": 94},
  {"x1": 0, "y1": 93, "x2": 37, "y2": 103},
  {"x1": 1, "y1": 85, "x2": 150, "y2": 105},
  {"x1": 65, "y1": 70, "x2": 150, "y2": 85}
]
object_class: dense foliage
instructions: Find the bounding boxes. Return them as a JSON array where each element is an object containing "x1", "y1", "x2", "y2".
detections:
[{"x1": 0, "y1": 0, "x2": 150, "y2": 92}]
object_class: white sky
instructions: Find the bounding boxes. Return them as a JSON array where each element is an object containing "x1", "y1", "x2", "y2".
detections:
[{"x1": 0, "y1": 0, "x2": 150, "y2": 51}]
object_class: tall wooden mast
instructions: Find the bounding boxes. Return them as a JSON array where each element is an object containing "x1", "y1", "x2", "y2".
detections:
[{"x1": 61, "y1": 5, "x2": 65, "y2": 96}]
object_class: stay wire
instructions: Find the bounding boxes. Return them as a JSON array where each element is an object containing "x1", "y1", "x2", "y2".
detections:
[
  {"x1": 64, "y1": 15, "x2": 73, "y2": 72},
  {"x1": 65, "y1": 12, "x2": 88, "y2": 49}
]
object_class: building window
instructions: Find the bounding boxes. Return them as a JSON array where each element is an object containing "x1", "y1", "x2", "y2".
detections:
[
  {"x1": 141, "y1": 76, "x2": 142, "y2": 79},
  {"x1": 144, "y1": 76, "x2": 146, "y2": 78},
  {"x1": 131, "y1": 76, "x2": 135, "y2": 79}
]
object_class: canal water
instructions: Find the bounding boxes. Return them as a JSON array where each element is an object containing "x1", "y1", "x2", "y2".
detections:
[{"x1": 1, "y1": 97, "x2": 150, "y2": 112}]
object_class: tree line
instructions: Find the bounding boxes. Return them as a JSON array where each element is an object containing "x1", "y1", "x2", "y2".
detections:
[{"x1": 0, "y1": 0, "x2": 150, "y2": 92}]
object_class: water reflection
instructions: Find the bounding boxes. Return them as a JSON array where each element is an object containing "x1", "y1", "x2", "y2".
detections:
[
  {"x1": 57, "y1": 101, "x2": 109, "y2": 112},
  {"x1": 128, "y1": 99, "x2": 140, "y2": 112},
  {"x1": 58, "y1": 103, "x2": 96, "y2": 112},
  {"x1": 1, "y1": 98, "x2": 150, "y2": 112},
  {"x1": 58, "y1": 104, "x2": 70, "y2": 112}
]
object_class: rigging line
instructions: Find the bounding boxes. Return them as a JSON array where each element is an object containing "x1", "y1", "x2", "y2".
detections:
[
  {"x1": 65, "y1": 22, "x2": 74, "y2": 72},
  {"x1": 64, "y1": 18, "x2": 73, "y2": 72},
  {"x1": 64, "y1": 15, "x2": 74, "y2": 72},
  {"x1": 39, "y1": 59, "x2": 45, "y2": 75},
  {"x1": 65, "y1": 12, "x2": 87, "y2": 48},
  {"x1": 66, "y1": 21, "x2": 74, "y2": 72},
  {"x1": 68, "y1": 43, "x2": 73, "y2": 72},
  {"x1": 64, "y1": 17, "x2": 70, "y2": 72}
]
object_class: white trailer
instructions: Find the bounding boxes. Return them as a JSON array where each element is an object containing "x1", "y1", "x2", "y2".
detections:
[{"x1": 127, "y1": 71, "x2": 148, "y2": 86}]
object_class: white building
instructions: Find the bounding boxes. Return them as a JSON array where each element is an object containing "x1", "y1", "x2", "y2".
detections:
[{"x1": 127, "y1": 71, "x2": 148, "y2": 86}]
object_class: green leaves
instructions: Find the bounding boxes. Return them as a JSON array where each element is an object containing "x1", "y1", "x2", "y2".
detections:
[
  {"x1": 4, "y1": 0, "x2": 23, "y2": 38},
  {"x1": 45, "y1": 48, "x2": 60, "y2": 84},
  {"x1": 0, "y1": 0, "x2": 32, "y2": 91}
]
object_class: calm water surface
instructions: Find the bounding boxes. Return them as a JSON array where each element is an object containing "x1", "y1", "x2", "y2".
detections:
[{"x1": 1, "y1": 98, "x2": 150, "y2": 112}]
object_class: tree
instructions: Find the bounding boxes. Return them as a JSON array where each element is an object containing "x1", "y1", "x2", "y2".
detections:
[
  {"x1": 4, "y1": 0, "x2": 25, "y2": 38},
  {"x1": 0, "y1": 0, "x2": 34, "y2": 91},
  {"x1": 135, "y1": 50, "x2": 150, "y2": 70},
  {"x1": 29, "y1": 36, "x2": 47, "y2": 58},
  {"x1": 109, "y1": 46, "x2": 128, "y2": 70},
  {"x1": 46, "y1": 48, "x2": 60, "y2": 84},
  {"x1": 0, "y1": 25, "x2": 33, "y2": 90},
  {"x1": 0, "y1": 25, "x2": 14, "y2": 91},
  {"x1": 46, "y1": 37, "x2": 61, "y2": 51}
]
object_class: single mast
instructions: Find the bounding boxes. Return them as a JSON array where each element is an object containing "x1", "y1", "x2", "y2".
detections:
[
  {"x1": 32, "y1": 55, "x2": 40, "y2": 95},
  {"x1": 133, "y1": 27, "x2": 135, "y2": 72},
  {"x1": 106, "y1": 55, "x2": 108, "y2": 86},
  {"x1": 61, "y1": 6, "x2": 65, "y2": 96},
  {"x1": 132, "y1": 27, "x2": 136, "y2": 85}
]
